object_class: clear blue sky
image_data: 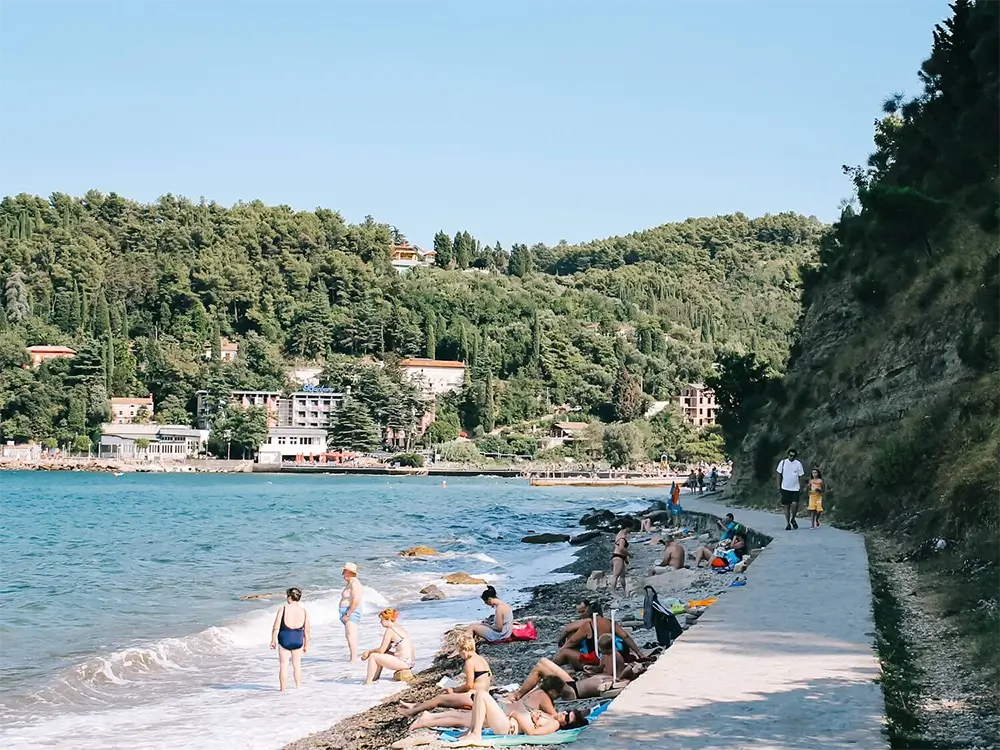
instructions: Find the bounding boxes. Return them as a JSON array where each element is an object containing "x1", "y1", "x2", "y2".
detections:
[{"x1": 0, "y1": 1, "x2": 949, "y2": 248}]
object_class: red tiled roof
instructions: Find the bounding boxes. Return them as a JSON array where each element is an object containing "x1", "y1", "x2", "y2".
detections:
[
  {"x1": 398, "y1": 358, "x2": 465, "y2": 369},
  {"x1": 111, "y1": 397, "x2": 153, "y2": 406},
  {"x1": 27, "y1": 345, "x2": 77, "y2": 353}
]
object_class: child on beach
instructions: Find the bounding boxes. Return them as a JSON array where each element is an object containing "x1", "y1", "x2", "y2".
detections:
[
  {"x1": 269, "y1": 587, "x2": 309, "y2": 691},
  {"x1": 399, "y1": 635, "x2": 491, "y2": 716},
  {"x1": 808, "y1": 468, "x2": 824, "y2": 528}
]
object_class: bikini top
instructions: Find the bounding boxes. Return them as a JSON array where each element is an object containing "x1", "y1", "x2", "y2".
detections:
[{"x1": 473, "y1": 669, "x2": 492, "y2": 681}]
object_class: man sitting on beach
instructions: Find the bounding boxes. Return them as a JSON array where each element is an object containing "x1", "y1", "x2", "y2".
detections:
[
  {"x1": 716, "y1": 513, "x2": 744, "y2": 541},
  {"x1": 553, "y1": 604, "x2": 646, "y2": 668},
  {"x1": 655, "y1": 538, "x2": 685, "y2": 570},
  {"x1": 691, "y1": 534, "x2": 749, "y2": 568}
]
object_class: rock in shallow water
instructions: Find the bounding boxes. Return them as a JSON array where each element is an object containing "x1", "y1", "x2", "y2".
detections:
[
  {"x1": 398, "y1": 545, "x2": 437, "y2": 557},
  {"x1": 442, "y1": 572, "x2": 486, "y2": 585},
  {"x1": 570, "y1": 530, "x2": 602, "y2": 545},
  {"x1": 579, "y1": 509, "x2": 615, "y2": 528},
  {"x1": 420, "y1": 584, "x2": 445, "y2": 600},
  {"x1": 521, "y1": 533, "x2": 570, "y2": 544}
]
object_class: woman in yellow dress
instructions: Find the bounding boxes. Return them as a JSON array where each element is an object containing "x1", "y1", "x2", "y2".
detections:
[{"x1": 808, "y1": 468, "x2": 824, "y2": 528}]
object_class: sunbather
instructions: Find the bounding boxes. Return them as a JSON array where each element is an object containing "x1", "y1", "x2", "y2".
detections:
[
  {"x1": 554, "y1": 608, "x2": 645, "y2": 668},
  {"x1": 399, "y1": 636, "x2": 491, "y2": 716},
  {"x1": 691, "y1": 534, "x2": 748, "y2": 568},
  {"x1": 410, "y1": 676, "x2": 566, "y2": 731},
  {"x1": 414, "y1": 689, "x2": 589, "y2": 746},
  {"x1": 511, "y1": 651, "x2": 642, "y2": 703}
]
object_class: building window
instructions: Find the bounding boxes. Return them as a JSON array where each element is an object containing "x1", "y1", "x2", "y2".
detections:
[
  {"x1": 278, "y1": 437, "x2": 287, "y2": 445},
  {"x1": 289, "y1": 437, "x2": 298, "y2": 445}
]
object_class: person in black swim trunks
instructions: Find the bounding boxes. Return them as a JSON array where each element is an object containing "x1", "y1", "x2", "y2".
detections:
[
  {"x1": 270, "y1": 587, "x2": 309, "y2": 691},
  {"x1": 610, "y1": 518, "x2": 632, "y2": 596},
  {"x1": 398, "y1": 635, "x2": 492, "y2": 716}
]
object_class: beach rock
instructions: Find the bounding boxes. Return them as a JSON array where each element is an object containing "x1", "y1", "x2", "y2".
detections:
[
  {"x1": 420, "y1": 584, "x2": 446, "y2": 600},
  {"x1": 239, "y1": 592, "x2": 284, "y2": 600},
  {"x1": 521, "y1": 533, "x2": 570, "y2": 544},
  {"x1": 586, "y1": 571, "x2": 609, "y2": 591},
  {"x1": 648, "y1": 500, "x2": 667, "y2": 511},
  {"x1": 442, "y1": 572, "x2": 486, "y2": 585},
  {"x1": 579, "y1": 509, "x2": 615, "y2": 528},
  {"x1": 698, "y1": 533, "x2": 711, "y2": 541},
  {"x1": 394, "y1": 669, "x2": 415, "y2": 682},
  {"x1": 570, "y1": 531, "x2": 601, "y2": 545},
  {"x1": 645, "y1": 568, "x2": 705, "y2": 592},
  {"x1": 398, "y1": 545, "x2": 437, "y2": 557},
  {"x1": 642, "y1": 510, "x2": 672, "y2": 525}
]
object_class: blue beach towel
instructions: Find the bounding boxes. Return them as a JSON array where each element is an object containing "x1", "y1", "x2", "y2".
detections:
[{"x1": 439, "y1": 702, "x2": 611, "y2": 745}]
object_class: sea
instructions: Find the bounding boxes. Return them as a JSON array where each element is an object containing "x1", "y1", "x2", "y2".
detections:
[{"x1": 0, "y1": 472, "x2": 661, "y2": 750}]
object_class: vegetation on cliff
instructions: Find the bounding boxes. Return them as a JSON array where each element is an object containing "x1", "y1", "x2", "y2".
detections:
[
  {"x1": 0, "y1": 193, "x2": 821, "y2": 460},
  {"x1": 726, "y1": 0, "x2": 998, "y2": 742}
]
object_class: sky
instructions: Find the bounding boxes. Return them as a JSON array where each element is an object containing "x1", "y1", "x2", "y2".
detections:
[{"x1": 0, "y1": 0, "x2": 951, "y2": 248}]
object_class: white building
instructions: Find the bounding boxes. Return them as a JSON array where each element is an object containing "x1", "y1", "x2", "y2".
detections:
[
  {"x1": 279, "y1": 388, "x2": 345, "y2": 429},
  {"x1": 257, "y1": 427, "x2": 329, "y2": 464},
  {"x1": 110, "y1": 395, "x2": 154, "y2": 425},
  {"x1": 288, "y1": 366, "x2": 323, "y2": 387},
  {"x1": 99, "y1": 424, "x2": 205, "y2": 460},
  {"x1": 398, "y1": 358, "x2": 466, "y2": 396}
]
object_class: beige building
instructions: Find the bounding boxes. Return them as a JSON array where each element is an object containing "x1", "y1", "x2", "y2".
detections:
[
  {"x1": 203, "y1": 337, "x2": 239, "y2": 362},
  {"x1": 110, "y1": 395, "x2": 155, "y2": 425},
  {"x1": 26, "y1": 345, "x2": 76, "y2": 368},
  {"x1": 398, "y1": 358, "x2": 465, "y2": 396},
  {"x1": 677, "y1": 384, "x2": 717, "y2": 427}
]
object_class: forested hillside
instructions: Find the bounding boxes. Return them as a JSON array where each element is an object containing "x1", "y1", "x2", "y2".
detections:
[
  {"x1": 725, "y1": 0, "x2": 998, "y2": 742},
  {"x1": 0, "y1": 187, "x2": 822, "y2": 456}
]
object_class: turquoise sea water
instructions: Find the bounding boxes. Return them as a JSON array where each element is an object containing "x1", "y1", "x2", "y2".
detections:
[{"x1": 0, "y1": 472, "x2": 655, "y2": 749}]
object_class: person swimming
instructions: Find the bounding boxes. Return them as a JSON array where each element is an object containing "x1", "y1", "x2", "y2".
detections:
[{"x1": 269, "y1": 587, "x2": 309, "y2": 691}]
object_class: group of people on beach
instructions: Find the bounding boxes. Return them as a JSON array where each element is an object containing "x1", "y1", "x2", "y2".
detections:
[
  {"x1": 397, "y1": 593, "x2": 653, "y2": 747},
  {"x1": 268, "y1": 562, "x2": 415, "y2": 691}
]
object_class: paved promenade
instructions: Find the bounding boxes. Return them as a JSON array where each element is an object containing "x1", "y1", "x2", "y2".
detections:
[{"x1": 576, "y1": 493, "x2": 887, "y2": 750}]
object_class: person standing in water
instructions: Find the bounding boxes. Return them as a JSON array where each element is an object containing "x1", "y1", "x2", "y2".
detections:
[
  {"x1": 269, "y1": 587, "x2": 309, "y2": 691},
  {"x1": 808, "y1": 467, "x2": 825, "y2": 528},
  {"x1": 340, "y1": 562, "x2": 363, "y2": 662}
]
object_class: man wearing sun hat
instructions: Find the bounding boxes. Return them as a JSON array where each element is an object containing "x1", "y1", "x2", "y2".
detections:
[{"x1": 340, "y1": 562, "x2": 364, "y2": 662}]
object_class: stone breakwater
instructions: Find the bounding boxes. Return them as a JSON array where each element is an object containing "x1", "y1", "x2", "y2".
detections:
[{"x1": 282, "y1": 496, "x2": 767, "y2": 750}]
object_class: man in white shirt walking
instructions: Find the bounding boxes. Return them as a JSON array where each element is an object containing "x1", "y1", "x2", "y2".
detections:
[{"x1": 776, "y1": 448, "x2": 805, "y2": 530}]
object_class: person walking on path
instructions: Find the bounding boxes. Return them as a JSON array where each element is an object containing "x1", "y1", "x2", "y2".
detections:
[
  {"x1": 776, "y1": 448, "x2": 805, "y2": 530},
  {"x1": 696, "y1": 468, "x2": 705, "y2": 493},
  {"x1": 340, "y1": 562, "x2": 363, "y2": 662},
  {"x1": 269, "y1": 587, "x2": 309, "y2": 691},
  {"x1": 709, "y1": 465, "x2": 718, "y2": 492},
  {"x1": 808, "y1": 467, "x2": 825, "y2": 528}
]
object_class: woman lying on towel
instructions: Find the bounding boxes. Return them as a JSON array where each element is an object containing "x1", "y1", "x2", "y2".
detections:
[
  {"x1": 512, "y1": 639, "x2": 646, "y2": 703},
  {"x1": 414, "y1": 689, "x2": 589, "y2": 746},
  {"x1": 399, "y1": 636, "x2": 492, "y2": 716}
]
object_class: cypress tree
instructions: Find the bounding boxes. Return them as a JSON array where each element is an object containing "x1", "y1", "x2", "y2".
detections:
[
  {"x1": 483, "y1": 370, "x2": 496, "y2": 433},
  {"x1": 105, "y1": 330, "x2": 115, "y2": 393},
  {"x1": 433, "y1": 230, "x2": 453, "y2": 268},
  {"x1": 425, "y1": 312, "x2": 437, "y2": 359},
  {"x1": 94, "y1": 289, "x2": 111, "y2": 336}
]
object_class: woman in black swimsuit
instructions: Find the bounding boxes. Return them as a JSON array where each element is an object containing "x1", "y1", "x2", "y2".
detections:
[
  {"x1": 399, "y1": 635, "x2": 492, "y2": 716},
  {"x1": 611, "y1": 518, "x2": 632, "y2": 597},
  {"x1": 269, "y1": 587, "x2": 309, "y2": 691}
]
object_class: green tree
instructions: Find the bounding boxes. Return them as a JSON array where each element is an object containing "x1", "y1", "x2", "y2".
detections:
[
  {"x1": 133, "y1": 405, "x2": 151, "y2": 424},
  {"x1": 509, "y1": 243, "x2": 532, "y2": 278},
  {"x1": 326, "y1": 397, "x2": 380, "y2": 451},
  {"x1": 135, "y1": 438, "x2": 151, "y2": 451},
  {"x1": 423, "y1": 409, "x2": 461, "y2": 445},
  {"x1": 72, "y1": 434, "x2": 92, "y2": 455},
  {"x1": 155, "y1": 394, "x2": 192, "y2": 426},
  {"x1": 4, "y1": 268, "x2": 29, "y2": 324},
  {"x1": 93, "y1": 289, "x2": 111, "y2": 337},
  {"x1": 425, "y1": 312, "x2": 437, "y2": 359},
  {"x1": 602, "y1": 421, "x2": 651, "y2": 468},
  {"x1": 433, "y1": 230, "x2": 453, "y2": 268},
  {"x1": 610, "y1": 366, "x2": 646, "y2": 422},
  {"x1": 706, "y1": 352, "x2": 772, "y2": 453}
]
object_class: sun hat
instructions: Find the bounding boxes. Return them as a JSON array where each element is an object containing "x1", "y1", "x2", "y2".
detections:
[{"x1": 343, "y1": 562, "x2": 358, "y2": 574}]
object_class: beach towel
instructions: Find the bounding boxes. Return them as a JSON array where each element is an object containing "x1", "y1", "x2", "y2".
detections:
[
  {"x1": 439, "y1": 702, "x2": 611, "y2": 745},
  {"x1": 492, "y1": 621, "x2": 538, "y2": 643}
]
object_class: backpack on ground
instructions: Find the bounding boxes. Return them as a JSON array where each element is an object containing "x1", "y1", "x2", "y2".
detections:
[{"x1": 642, "y1": 585, "x2": 683, "y2": 647}]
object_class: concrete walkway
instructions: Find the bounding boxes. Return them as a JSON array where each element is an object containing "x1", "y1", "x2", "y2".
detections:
[{"x1": 576, "y1": 493, "x2": 887, "y2": 750}]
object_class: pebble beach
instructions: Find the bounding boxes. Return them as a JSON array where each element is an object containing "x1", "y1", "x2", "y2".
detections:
[{"x1": 283, "y1": 496, "x2": 757, "y2": 750}]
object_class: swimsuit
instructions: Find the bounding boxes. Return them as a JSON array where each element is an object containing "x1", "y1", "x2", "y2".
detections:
[
  {"x1": 339, "y1": 606, "x2": 362, "y2": 624},
  {"x1": 276, "y1": 607, "x2": 305, "y2": 651},
  {"x1": 612, "y1": 536, "x2": 629, "y2": 562},
  {"x1": 565, "y1": 680, "x2": 581, "y2": 699},
  {"x1": 473, "y1": 669, "x2": 492, "y2": 681},
  {"x1": 388, "y1": 629, "x2": 415, "y2": 668}
]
